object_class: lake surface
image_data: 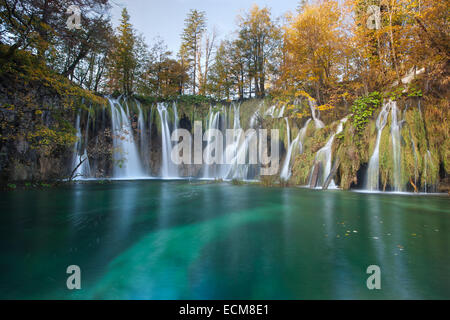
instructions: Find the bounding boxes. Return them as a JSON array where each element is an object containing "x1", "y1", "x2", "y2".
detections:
[{"x1": 0, "y1": 180, "x2": 449, "y2": 299}]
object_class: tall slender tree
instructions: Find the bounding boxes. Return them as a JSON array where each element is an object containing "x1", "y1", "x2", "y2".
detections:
[
  {"x1": 180, "y1": 9, "x2": 206, "y2": 95},
  {"x1": 107, "y1": 8, "x2": 147, "y2": 95}
]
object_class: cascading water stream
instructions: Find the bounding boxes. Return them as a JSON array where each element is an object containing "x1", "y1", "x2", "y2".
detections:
[
  {"x1": 284, "y1": 118, "x2": 291, "y2": 148},
  {"x1": 280, "y1": 119, "x2": 311, "y2": 181},
  {"x1": 308, "y1": 99, "x2": 325, "y2": 129},
  {"x1": 71, "y1": 114, "x2": 91, "y2": 179},
  {"x1": 109, "y1": 98, "x2": 145, "y2": 179},
  {"x1": 223, "y1": 104, "x2": 243, "y2": 179},
  {"x1": 278, "y1": 105, "x2": 285, "y2": 118},
  {"x1": 157, "y1": 103, "x2": 179, "y2": 178},
  {"x1": 223, "y1": 104, "x2": 260, "y2": 180},
  {"x1": 136, "y1": 101, "x2": 147, "y2": 160},
  {"x1": 69, "y1": 95, "x2": 426, "y2": 191},
  {"x1": 280, "y1": 118, "x2": 295, "y2": 181},
  {"x1": 366, "y1": 101, "x2": 391, "y2": 191},
  {"x1": 410, "y1": 130, "x2": 419, "y2": 188},
  {"x1": 297, "y1": 119, "x2": 311, "y2": 154},
  {"x1": 264, "y1": 105, "x2": 276, "y2": 117},
  {"x1": 309, "y1": 117, "x2": 348, "y2": 188},
  {"x1": 249, "y1": 104, "x2": 262, "y2": 128},
  {"x1": 203, "y1": 109, "x2": 221, "y2": 179},
  {"x1": 391, "y1": 101, "x2": 402, "y2": 191},
  {"x1": 172, "y1": 102, "x2": 179, "y2": 132},
  {"x1": 264, "y1": 104, "x2": 284, "y2": 119},
  {"x1": 423, "y1": 150, "x2": 433, "y2": 193}
]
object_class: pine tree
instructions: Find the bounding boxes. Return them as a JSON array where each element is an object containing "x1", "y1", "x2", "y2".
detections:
[
  {"x1": 107, "y1": 8, "x2": 147, "y2": 96},
  {"x1": 180, "y1": 9, "x2": 206, "y2": 95}
]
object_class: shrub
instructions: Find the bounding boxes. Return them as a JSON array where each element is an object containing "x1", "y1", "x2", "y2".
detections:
[{"x1": 351, "y1": 91, "x2": 381, "y2": 136}]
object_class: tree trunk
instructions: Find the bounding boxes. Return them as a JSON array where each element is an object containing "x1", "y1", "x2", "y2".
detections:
[
  {"x1": 323, "y1": 157, "x2": 340, "y2": 190},
  {"x1": 310, "y1": 162, "x2": 322, "y2": 188}
]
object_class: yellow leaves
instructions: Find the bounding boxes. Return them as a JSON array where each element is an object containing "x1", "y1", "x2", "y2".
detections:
[
  {"x1": 286, "y1": 104, "x2": 295, "y2": 111},
  {"x1": 35, "y1": 110, "x2": 43, "y2": 115},
  {"x1": 296, "y1": 112, "x2": 309, "y2": 119},
  {"x1": 294, "y1": 90, "x2": 313, "y2": 100},
  {"x1": 274, "y1": 96, "x2": 290, "y2": 107},
  {"x1": 341, "y1": 91, "x2": 350, "y2": 98},
  {"x1": 281, "y1": 0, "x2": 346, "y2": 91},
  {"x1": 2, "y1": 104, "x2": 15, "y2": 111},
  {"x1": 317, "y1": 104, "x2": 335, "y2": 111},
  {"x1": 11, "y1": 49, "x2": 106, "y2": 108},
  {"x1": 28, "y1": 125, "x2": 77, "y2": 153}
]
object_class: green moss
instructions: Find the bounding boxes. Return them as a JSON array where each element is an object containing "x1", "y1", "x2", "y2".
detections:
[
  {"x1": 231, "y1": 179, "x2": 244, "y2": 185},
  {"x1": 423, "y1": 98, "x2": 449, "y2": 177},
  {"x1": 401, "y1": 122, "x2": 419, "y2": 189},
  {"x1": 335, "y1": 123, "x2": 362, "y2": 189},
  {"x1": 290, "y1": 122, "x2": 337, "y2": 185},
  {"x1": 291, "y1": 152, "x2": 315, "y2": 186},
  {"x1": 259, "y1": 175, "x2": 278, "y2": 187},
  {"x1": 378, "y1": 123, "x2": 392, "y2": 191},
  {"x1": 420, "y1": 150, "x2": 439, "y2": 190}
]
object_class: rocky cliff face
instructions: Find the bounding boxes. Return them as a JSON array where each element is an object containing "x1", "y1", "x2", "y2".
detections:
[
  {"x1": 0, "y1": 51, "x2": 106, "y2": 183},
  {"x1": 0, "y1": 73, "x2": 75, "y2": 182}
]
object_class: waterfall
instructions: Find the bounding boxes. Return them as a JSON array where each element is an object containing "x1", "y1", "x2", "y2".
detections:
[
  {"x1": 137, "y1": 101, "x2": 147, "y2": 156},
  {"x1": 71, "y1": 114, "x2": 91, "y2": 179},
  {"x1": 280, "y1": 118, "x2": 296, "y2": 181},
  {"x1": 264, "y1": 105, "x2": 276, "y2": 117},
  {"x1": 203, "y1": 109, "x2": 221, "y2": 179},
  {"x1": 279, "y1": 118, "x2": 292, "y2": 180},
  {"x1": 136, "y1": 100, "x2": 150, "y2": 174},
  {"x1": 280, "y1": 119, "x2": 311, "y2": 181},
  {"x1": 215, "y1": 106, "x2": 234, "y2": 179},
  {"x1": 284, "y1": 118, "x2": 291, "y2": 148},
  {"x1": 309, "y1": 117, "x2": 348, "y2": 188},
  {"x1": 298, "y1": 119, "x2": 312, "y2": 154},
  {"x1": 223, "y1": 103, "x2": 243, "y2": 179},
  {"x1": 226, "y1": 130, "x2": 258, "y2": 180},
  {"x1": 366, "y1": 102, "x2": 391, "y2": 191},
  {"x1": 84, "y1": 107, "x2": 91, "y2": 149},
  {"x1": 308, "y1": 99, "x2": 325, "y2": 129},
  {"x1": 249, "y1": 104, "x2": 262, "y2": 128},
  {"x1": 410, "y1": 131, "x2": 419, "y2": 188},
  {"x1": 67, "y1": 96, "x2": 425, "y2": 190},
  {"x1": 109, "y1": 98, "x2": 145, "y2": 179},
  {"x1": 157, "y1": 103, "x2": 179, "y2": 178},
  {"x1": 423, "y1": 150, "x2": 433, "y2": 193},
  {"x1": 278, "y1": 105, "x2": 286, "y2": 118},
  {"x1": 223, "y1": 104, "x2": 259, "y2": 180},
  {"x1": 172, "y1": 102, "x2": 179, "y2": 132},
  {"x1": 264, "y1": 104, "x2": 284, "y2": 119},
  {"x1": 391, "y1": 101, "x2": 402, "y2": 191},
  {"x1": 148, "y1": 106, "x2": 154, "y2": 174}
]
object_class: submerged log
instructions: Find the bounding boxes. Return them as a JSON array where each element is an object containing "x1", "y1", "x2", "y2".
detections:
[
  {"x1": 323, "y1": 157, "x2": 341, "y2": 190},
  {"x1": 309, "y1": 162, "x2": 321, "y2": 188}
]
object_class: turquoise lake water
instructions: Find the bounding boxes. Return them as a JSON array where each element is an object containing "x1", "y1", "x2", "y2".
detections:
[{"x1": 0, "y1": 180, "x2": 449, "y2": 299}]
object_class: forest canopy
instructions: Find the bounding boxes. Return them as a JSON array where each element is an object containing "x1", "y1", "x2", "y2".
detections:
[{"x1": 0, "y1": 0, "x2": 448, "y2": 104}]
